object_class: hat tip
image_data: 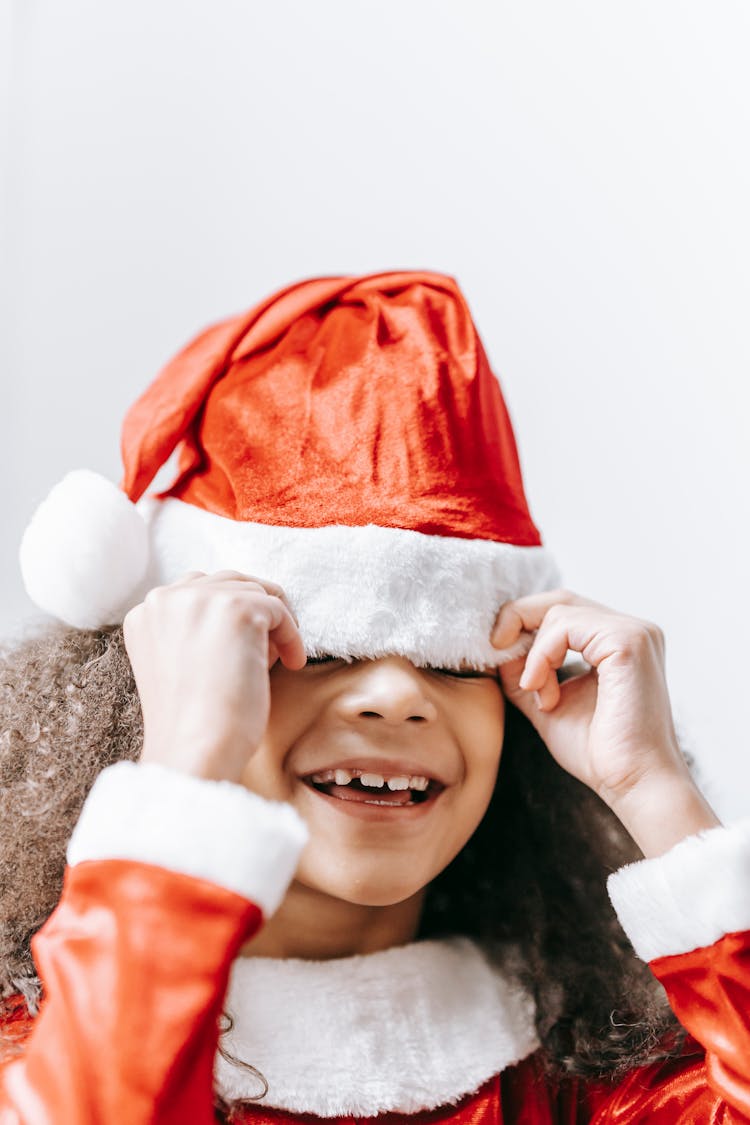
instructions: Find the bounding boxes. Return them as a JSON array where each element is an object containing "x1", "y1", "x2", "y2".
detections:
[{"x1": 19, "y1": 469, "x2": 150, "y2": 630}]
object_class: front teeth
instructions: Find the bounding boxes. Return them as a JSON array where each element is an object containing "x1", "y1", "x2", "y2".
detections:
[
  {"x1": 309, "y1": 769, "x2": 431, "y2": 791},
  {"x1": 386, "y1": 777, "x2": 409, "y2": 791},
  {"x1": 360, "y1": 772, "x2": 385, "y2": 788}
]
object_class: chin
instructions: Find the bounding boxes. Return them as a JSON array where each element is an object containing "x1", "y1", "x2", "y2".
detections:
[
  {"x1": 300, "y1": 860, "x2": 429, "y2": 909},
  {"x1": 339, "y1": 881, "x2": 425, "y2": 908}
]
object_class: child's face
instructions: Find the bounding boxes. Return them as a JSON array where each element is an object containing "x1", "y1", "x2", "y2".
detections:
[{"x1": 240, "y1": 655, "x2": 505, "y2": 908}]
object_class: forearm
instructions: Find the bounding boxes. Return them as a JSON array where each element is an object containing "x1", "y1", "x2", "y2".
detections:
[{"x1": 0, "y1": 762, "x2": 308, "y2": 1124}]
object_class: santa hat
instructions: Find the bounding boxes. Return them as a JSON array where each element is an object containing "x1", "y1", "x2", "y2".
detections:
[{"x1": 19, "y1": 270, "x2": 561, "y2": 668}]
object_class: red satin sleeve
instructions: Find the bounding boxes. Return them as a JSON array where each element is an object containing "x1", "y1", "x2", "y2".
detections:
[
  {"x1": 577, "y1": 928, "x2": 750, "y2": 1123},
  {"x1": 0, "y1": 859, "x2": 262, "y2": 1125}
]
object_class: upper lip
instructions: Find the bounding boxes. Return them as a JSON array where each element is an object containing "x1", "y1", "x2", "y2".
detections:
[{"x1": 298, "y1": 756, "x2": 451, "y2": 786}]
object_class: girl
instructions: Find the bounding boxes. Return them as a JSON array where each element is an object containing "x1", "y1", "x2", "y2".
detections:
[{"x1": 1, "y1": 271, "x2": 748, "y2": 1123}]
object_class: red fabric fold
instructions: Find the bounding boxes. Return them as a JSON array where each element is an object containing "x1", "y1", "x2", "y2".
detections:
[{"x1": 119, "y1": 271, "x2": 543, "y2": 546}]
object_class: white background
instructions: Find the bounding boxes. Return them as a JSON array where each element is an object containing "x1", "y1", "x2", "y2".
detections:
[{"x1": 2, "y1": 1, "x2": 748, "y2": 820}]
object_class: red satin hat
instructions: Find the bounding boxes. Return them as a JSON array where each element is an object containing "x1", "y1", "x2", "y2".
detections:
[
  {"x1": 121, "y1": 271, "x2": 541, "y2": 546},
  {"x1": 19, "y1": 270, "x2": 561, "y2": 668}
]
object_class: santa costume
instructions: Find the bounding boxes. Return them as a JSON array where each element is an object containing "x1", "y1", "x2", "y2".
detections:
[{"x1": 3, "y1": 270, "x2": 750, "y2": 1122}]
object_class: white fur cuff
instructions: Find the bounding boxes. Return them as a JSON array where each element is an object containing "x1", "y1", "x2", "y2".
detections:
[
  {"x1": 607, "y1": 817, "x2": 750, "y2": 962},
  {"x1": 66, "y1": 761, "x2": 309, "y2": 917}
]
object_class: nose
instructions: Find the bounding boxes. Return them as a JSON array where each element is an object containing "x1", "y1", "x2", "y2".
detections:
[{"x1": 333, "y1": 657, "x2": 439, "y2": 725}]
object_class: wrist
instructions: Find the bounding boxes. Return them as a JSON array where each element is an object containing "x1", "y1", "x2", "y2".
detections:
[
  {"x1": 139, "y1": 736, "x2": 250, "y2": 784},
  {"x1": 606, "y1": 770, "x2": 722, "y2": 859}
]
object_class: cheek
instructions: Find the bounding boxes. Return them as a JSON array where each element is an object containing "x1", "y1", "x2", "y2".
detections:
[
  {"x1": 239, "y1": 744, "x2": 288, "y2": 800},
  {"x1": 452, "y1": 692, "x2": 505, "y2": 816},
  {"x1": 455, "y1": 687, "x2": 506, "y2": 769},
  {"x1": 459, "y1": 745, "x2": 502, "y2": 824},
  {"x1": 238, "y1": 695, "x2": 307, "y2": 799},
  {"x1": 243, "y1": 673, "x2": 321, "y2": 792}
]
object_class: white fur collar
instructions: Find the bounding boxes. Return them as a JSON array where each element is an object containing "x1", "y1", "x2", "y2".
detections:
[{"x1": 214, "y1": 936, "x2": 540, "y2": 1117}]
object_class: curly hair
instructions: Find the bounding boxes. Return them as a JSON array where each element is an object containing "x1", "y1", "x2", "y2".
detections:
[{"x1": 0, "y1": 620, "x2": 699, "y2": 1118}]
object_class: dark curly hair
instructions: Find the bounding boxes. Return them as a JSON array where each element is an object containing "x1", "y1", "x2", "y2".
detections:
[{"x1": 0, "y1": 620, "x2": 699, "y2": 1119}]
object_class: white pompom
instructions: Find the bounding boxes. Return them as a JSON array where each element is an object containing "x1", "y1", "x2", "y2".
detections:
[{"x1": 19, "y1": 469, "x2": 150, "y2": 630}]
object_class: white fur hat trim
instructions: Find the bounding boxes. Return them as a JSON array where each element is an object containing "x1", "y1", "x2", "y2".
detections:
[
  {"x1": 135, "y1": 494, "x2": 561, "y2": 668},
  {"x1": 18, "y1": 472, "x2": 562, "y2": 667}
]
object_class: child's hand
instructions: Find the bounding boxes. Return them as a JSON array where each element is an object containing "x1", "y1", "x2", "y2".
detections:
[
  {"x1": 492, "y1": 590, "x2": 692, "y2": 810},
  {"x1": 123, "y1": 570, "x2": 306, "y2": 783}
]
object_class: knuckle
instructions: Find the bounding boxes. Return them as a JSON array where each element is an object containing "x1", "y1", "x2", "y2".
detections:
[
  {"x1": 622, "y1": 623, "x2": 655, "y2": 653},
  {"x1": 646, "y1": 621, "x2": 666, "y2": 652},
  {"x1": 224, "y1": 591, "x2": 268, "y2": 623},
  {"x1": 122, "y1": 605, "x2": 140, "y2": 633},
  {"x1": 543, "y1": 603, "x2": 567, "y2": 627},
  {"x1": 241, "y1": 606, "x2": 272, "y2": 632},
  {"x1": 263, "y1": 580, "x2": 286, "y2": 600},
  {"x1": 551, "y1": 587, "x2": 575, "y2": 604},
  {"x1": 228, "y1": 572, "x2": 288, "y2": 601}
]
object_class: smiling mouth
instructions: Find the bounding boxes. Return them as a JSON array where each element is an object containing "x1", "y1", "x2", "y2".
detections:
[{"x1": 302, "y1": 769, "x2": 443, "y2": 808}]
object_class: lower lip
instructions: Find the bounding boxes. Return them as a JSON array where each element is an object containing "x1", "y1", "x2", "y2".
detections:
[{"x1": 301, "y1": 781, "x2": 444, "y2": 822}]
